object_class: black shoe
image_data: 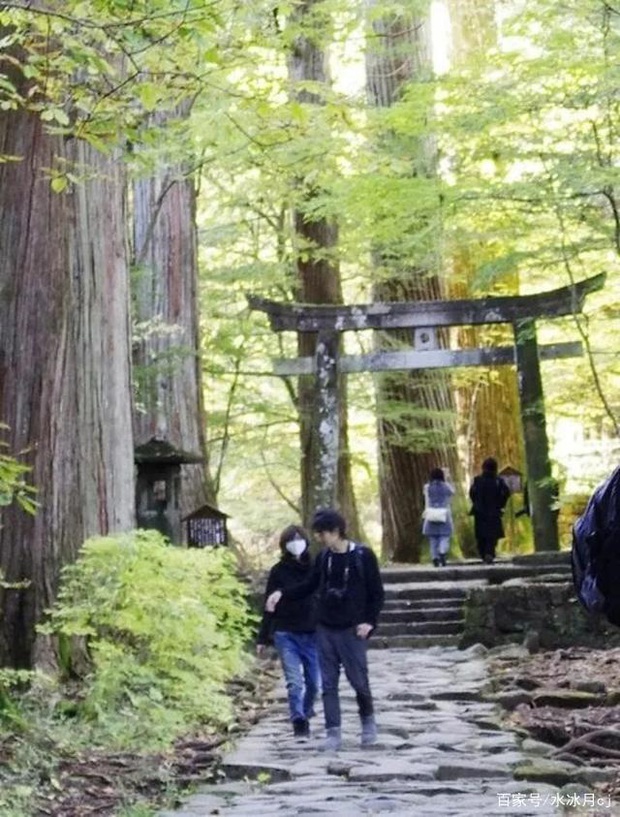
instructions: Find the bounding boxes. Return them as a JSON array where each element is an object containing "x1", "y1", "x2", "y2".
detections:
[
  {"x1": 432, "y1": 558, "x2": 440, "y2": 567},
  {"x1": 439, "y1": 554, "x2": 447, "y2": 567},
  {"x1": 293, "y1": 718, "x2": 310, "y2": 738}
]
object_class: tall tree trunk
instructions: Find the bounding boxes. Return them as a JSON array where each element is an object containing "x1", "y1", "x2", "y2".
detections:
[
  {"x1": 447, "y1": 1, "x2": 524, "y2": 550},
  {"x1": 514, "y1": 319, "x2": 559, "y2": 551},
  {"x1": 132, "y1": 123, "x2": 215, "y2": 519},
  {"x1": 288, "y1": 0, "x2": 362, "y2": 539},
  {"x1": 0, "y1": 108, "x2": 134, "y2": 668},
  {"x1": 451, "y1": 256, "x2": 523, "y2": 483},
  {"x1": 366, "y1": 3, "x2": 465, "y2": 562},
  {"x1": 448, "y1": 0, "x2": 497, "y2": 61}
]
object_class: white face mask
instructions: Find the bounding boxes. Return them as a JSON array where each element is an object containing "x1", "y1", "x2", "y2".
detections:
[{"x1": 285, "y1": 538, "x2": 307, "y2": 558}]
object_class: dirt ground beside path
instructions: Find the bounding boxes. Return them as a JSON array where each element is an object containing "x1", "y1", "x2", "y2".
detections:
[
  {"x1": 488, "y1": 645, "x2": 620, "y2": 800},
  {"x1": 27, "y1": 662, "x2": 281, "y2": 817}
]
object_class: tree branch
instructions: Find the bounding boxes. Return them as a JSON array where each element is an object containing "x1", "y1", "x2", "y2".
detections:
[{"x1": 259, "y1": 446, "x2": 300, "y2": 516}]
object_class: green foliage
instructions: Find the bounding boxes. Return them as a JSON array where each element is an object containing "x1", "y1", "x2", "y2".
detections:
[
  {"x1": 0, "y1": 1, "x2": 234, "y2": 149},
  {"x1": 433, "y1": 0, "x2": 620, "y2": 446},
  {"x1": 0, "y1": 531, "x2": 251, "y2": 817},
  {"x1": 0, "y1": 669, "x2": 34, "y2": 730},
  {"x1": 40, "y1": 529, "x2": 254, "y2": 748},
  {"x1": 6, "y1": 0, "x2": 620, "y2": 540},
  {"x1": 117, "y1": 806, "x2": 157, "y2": 817},
  {"x1": 197, "y1": 0, "x2": 620, "y2": 542},
  {"x1": 0, "y1": 427, "x2": 37, "y2": 514}
]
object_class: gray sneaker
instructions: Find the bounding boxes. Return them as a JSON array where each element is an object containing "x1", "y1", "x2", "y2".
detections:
[
  {"x1": 319, "y1": 727, "x2": 342, "y2": 752},
  {"x1": 360, "y1": 715, "x2": 377, "y2": 747}
]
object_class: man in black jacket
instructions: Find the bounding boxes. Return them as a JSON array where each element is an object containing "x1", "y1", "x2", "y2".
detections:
[{"x1": 266, "y1": 509, "x2": 384, "y2": 752}]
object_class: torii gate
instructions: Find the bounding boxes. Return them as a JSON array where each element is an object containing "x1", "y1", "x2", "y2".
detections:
[{"x1": 249, "y1": 272, "x2": 605, "y2": 552}]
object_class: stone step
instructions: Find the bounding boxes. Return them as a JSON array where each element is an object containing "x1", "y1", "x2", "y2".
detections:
[
  {"x1": 379, "y1": 619, "x2": 465, "y2": 637},
  {"x1": 374, "y1": 554, "x2": 573, "y2": 649},
  {"x1": 381, "y1": 562, "x2": 571, "y2": 585},
  {"x1": 369, "y1": 633, "x2": 462, "y2": 649},
  {"x1": 383, "y1": 597, "x2": 464, "y2": 611},
  {"x1": 381, "y1": 607, "x2": 464, "y2": 624},
  {"x1": 512, "y1": 550, "x2": 571, "y2": 565},
  {"x1": 385, "y1": 583, "x2": 473, "y2": 602}
]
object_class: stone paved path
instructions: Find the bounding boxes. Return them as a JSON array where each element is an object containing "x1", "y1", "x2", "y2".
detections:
[{"x1": 160, "y1": 646, "x2": 619, "y2": 817}]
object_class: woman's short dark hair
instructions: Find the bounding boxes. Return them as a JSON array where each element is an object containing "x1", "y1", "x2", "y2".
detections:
[
  {"x1": 430, "y1": 467, "x2": 445, "y2": 481},
  {"x1": 311, "y1": 508, "x2": 346, "y2": 537},
  {"x1": 278, "y1": 524, "x2": 310, "y2": 559},
  {"x1": 482, "y1": 457, "x2": 498, "y2": 475}
]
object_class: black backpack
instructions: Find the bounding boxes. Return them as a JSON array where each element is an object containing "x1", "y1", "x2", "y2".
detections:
[
  {"x1": 317, "y1": 544, "x2": 366, "y2": 594},
  {"x1": 572, "y1": 465, "x2": 620, "y2": 626}
]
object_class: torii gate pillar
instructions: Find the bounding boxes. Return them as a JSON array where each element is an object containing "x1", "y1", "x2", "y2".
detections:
[
  {"x1": 310, "y1": 331, "x2": 340, "y2": 514},
  {"x1": 514, "y1": 318, "x2": 559, "y2": 551}
]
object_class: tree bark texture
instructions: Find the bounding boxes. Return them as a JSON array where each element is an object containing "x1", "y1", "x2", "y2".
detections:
[
  {"x1": 447, "y1": 2, "x2": 522, "y2": 554},
  {"x1": 0, "y1": 107, "x2": 134, "y2": 668},
  {"x1": 310, "y1": 332, "x2": 340, "y2": 512},
  {"x1": 366, "y1": 2, "x2": 465, "y2": 562},
  {"x1": 373, "y1": 279, "x2": 465, "y2": 562},
  {"x1": 450, "y1": 259, "x2": 523, "y2": 487},
  {"x1": 288, "y1": 0, "x2": 362, "y2": 539},
  {"x1": 132, "y1": 142, "x2": 215, "y2": 518},
  {"x1": 447, "y1": 0, "x2": 497, "y2": 64},
  {"x1": 295, "y1": 214, "x2": 362, "y2": 539}
]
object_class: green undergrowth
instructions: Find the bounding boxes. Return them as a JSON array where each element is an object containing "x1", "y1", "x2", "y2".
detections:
[{"x1": 0, "y1": 529, "x2": 258, "y2": 815}]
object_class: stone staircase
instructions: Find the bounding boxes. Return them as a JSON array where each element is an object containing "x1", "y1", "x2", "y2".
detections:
[{"x1": 372, "y1": 552, "x2": 573, "y2": 649}]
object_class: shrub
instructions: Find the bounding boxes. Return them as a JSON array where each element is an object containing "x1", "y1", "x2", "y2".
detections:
[{"x1": 41, "y1": 530, "x2": 254, "y2": 748}]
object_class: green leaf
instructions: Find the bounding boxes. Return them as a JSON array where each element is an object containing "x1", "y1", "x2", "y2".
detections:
[
  {"x1": 137, "y1": 83, "x2": 160, "y2": 113},
  {"x1": 50, "y1": 176, "x2": 68, "y2": 193}
]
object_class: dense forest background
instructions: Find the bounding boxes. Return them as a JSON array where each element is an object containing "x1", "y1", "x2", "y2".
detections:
[
  {"x1": 199, "y1": 0, "x2": 620, "y2": 560},
  {"x1": 1, "y1": 0, "x2": 620, "y2": 664},
  {"x1": 1, "y1": 1, "x2": 620, "y2": 813}
]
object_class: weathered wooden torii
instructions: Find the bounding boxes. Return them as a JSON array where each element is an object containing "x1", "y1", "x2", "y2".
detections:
[{"x1": 249, "y1": 272, "x2": 605, "y2": 552}]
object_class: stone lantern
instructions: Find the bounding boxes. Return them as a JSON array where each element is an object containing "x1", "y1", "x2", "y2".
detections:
[{"x1": 134, "y1": 437, "x2": 202, "y2": 545}]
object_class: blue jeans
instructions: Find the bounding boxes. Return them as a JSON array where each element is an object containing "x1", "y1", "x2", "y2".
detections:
[
  {"x1": 273, "y1": 631, "x2": 320, "y2": 722},
  {"x1": 428, "y1": 535, "x2": 450, "y2": 561},
  {"x1": 316, "y1": 624, "x2": 373, "y2": 730}
]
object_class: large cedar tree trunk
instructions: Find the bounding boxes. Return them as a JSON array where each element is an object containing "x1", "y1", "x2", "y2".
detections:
[
  {"x1": 0, "y1": 109, "x2": 134, "y2": 668},
  {"x1": 447, "y1": 2, "x2": 523, "y2": 549},
  {"x1": 132, "y1": 137, "x2": 215, "y2": 518},
  {"x1": 366, "y1": 3, "x2": 465, "y2": 562},
  {"x1": 448, "y1": 0, "x2": 497, "y2": 60},
  {"x1": 288, "y1": 0, "x2": 362, "y2": 539},
  {"x1": 452, "y1": 261, "x2": 523, "y2": 485}
]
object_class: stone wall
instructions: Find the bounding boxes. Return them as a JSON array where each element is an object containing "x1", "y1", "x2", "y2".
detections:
[{"x1": 460, "y1": 581, "x2": 620, "y2": 649}]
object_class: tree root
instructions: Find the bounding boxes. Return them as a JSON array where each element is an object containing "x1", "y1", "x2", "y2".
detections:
[{"x1": 552, "y1": 728, "x2": 620, "y2": 761}]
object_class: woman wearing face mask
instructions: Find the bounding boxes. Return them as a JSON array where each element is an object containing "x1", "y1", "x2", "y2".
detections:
[{"x1": 256, "y1": 524, "x2": 320, "y2": 738}]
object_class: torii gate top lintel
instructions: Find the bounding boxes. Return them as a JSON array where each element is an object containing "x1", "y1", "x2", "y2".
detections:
[{"x1": 248, "y1": 272, "x2": 606, "y2": 333}]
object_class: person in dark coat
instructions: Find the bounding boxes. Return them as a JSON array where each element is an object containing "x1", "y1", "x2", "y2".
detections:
[
  {"x1": 256, "y1": 524, "x2": 319, "y2": 739},
  {"x1": 266, "y1": 508, "x2": 384, "y2": 753},
  {"x1": 469, "y1": 457, "x2": 511, "y2": 563}
]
